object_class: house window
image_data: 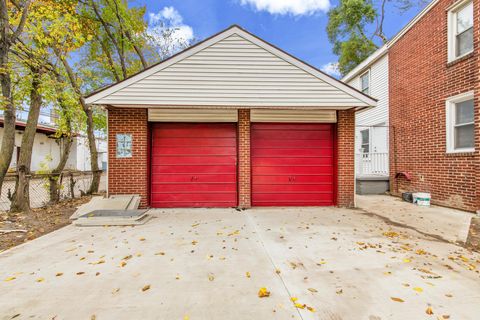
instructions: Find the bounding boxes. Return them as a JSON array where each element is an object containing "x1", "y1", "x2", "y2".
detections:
[
  {"x1": 448, "y1": 0, "x2": 473, "y2": 61},
  {"x1": 360, "y1": 71, "x2": 370, "y2": 95},
  {"x1": 360, "y1": 129, "x2": 370, "y2": 153},
  {"x1": 446, "y1": 92, "x2": 475, "y2": 153},
  {"x1": 116, "y1": 134, "x2": 132, "y2": 158}
]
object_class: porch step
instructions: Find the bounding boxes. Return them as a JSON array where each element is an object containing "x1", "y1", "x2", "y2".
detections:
[{"x1": 356, "y1": 176, "x2": 389, "y2": 195}]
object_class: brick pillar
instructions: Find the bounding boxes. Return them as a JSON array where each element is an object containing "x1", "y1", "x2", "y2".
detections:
[
  {"x1": 108, "y1": 107, "x2": 149, "y2": 208},
  {"x1": 238, "y1": 109, "x2": 251, "y2": 208},
  {"x1": 337, "y1": 109, "x2": 355, "y2": 208}
]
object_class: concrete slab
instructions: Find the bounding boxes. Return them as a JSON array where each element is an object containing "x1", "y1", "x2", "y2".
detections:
[
  {"x1": 1, "y1": 207, "x2": 479, "y2": 320},
  {"x1": 356, "y1": 195, "x2": 474, "y2": 244},
  {"x1": 69, "y1": 195, "x2": 141, "y2": 220}
]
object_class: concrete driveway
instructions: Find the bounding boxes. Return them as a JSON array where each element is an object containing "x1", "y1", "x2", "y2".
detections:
[{"x1": 1, "y1": 207, "x2": 479, "y2": 320}]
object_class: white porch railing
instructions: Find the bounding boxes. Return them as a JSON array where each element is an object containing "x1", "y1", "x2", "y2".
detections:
[{"x1": 356, "y1": 152, "x2": 389, "y2": 176}]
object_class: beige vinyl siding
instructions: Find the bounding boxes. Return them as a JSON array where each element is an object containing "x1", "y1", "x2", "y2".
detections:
[
  {"x1": 96, "y1": 34, "x2": 364, "y2": 107},
  {"x1": 348, "y1": 54, "x2": 389, "y2": 126},
  {"x1": 251, "y1": 109, "x2": 336, "y2": 122},
  {"x1": 148, "y1": 108, "x2": 238, "y2": 122}
]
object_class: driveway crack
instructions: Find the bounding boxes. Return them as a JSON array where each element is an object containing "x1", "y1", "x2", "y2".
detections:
[{"x1": 245, "y1": 211, "x2": 305, "y2": 320}]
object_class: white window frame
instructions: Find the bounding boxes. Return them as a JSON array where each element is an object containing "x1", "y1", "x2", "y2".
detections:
[
  {"x1": 360, "y1": 70, "x2": 371, "y2": 95},
  {"x1": 445, "y1": 91, "x2": 475, "y2": 153},
  {"x1": 447, "y1": 0, "x2": 474, "y2": 62}
]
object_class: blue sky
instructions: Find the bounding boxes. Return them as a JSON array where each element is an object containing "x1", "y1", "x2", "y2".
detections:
[{"x1": 133, "y1": 0, "x2": 426, "y2": 77}]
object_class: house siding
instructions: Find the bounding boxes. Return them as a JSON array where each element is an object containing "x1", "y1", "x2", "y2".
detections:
[
  {"x1": 389, "y1": 0, "x2": 479, "y2": 211},
  {"x1": 349, "y1": 53, "x2": 389, "y2": 127},
  {"x1": 95, "y1": 34, "x2": 365, "y2": 107}
]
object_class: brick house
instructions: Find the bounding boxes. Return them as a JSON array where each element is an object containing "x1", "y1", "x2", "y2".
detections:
[
  {"x1": 390, "y1": 0, "x2": 478, "y2": 212},
  {"x1": 340, "y1": 0, "x2": 479, "y2": 212},
  {"x1": 85, "y1": 25, "x2": 376, "y2": 209}
]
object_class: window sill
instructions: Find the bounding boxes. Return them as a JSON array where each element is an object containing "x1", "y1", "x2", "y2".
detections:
[
  {"x1": 447, "y1": 51, "x2": 474, "y2": 67},
  {"x1": 445, "y1": 149, "x2": 476, "y2": 156}
]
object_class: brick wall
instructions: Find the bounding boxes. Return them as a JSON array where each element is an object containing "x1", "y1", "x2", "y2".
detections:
[
  {"x1": 238, "y1": 109, "x2": 251, "y2": 208},
  {"x1": 337, "y1": 109, "x2": 355, "y2": 208},
  {"x1": 389, "y1": 0, "x2": 479, "y2": 211},
  {"x1": 108, "y1": 107, "x2": 149, "y2": 208}
]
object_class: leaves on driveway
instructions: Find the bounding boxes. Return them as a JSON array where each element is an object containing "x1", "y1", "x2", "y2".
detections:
[{"x1": 258, "y1": 287, "x2": 270, "y2": 298}]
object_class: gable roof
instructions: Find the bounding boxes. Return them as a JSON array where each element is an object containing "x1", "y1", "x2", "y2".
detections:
[
  {"x1": 85, "y1": 25, "x2": 376, "y2": 109},
  {"x1": 342, "y1": 0, "x2": 440, "y2": 82}
]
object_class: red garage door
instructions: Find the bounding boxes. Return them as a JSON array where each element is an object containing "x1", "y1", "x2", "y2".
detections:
[
  {"x1": 150, "y1": 123, "x2": 237, "y2": 208},
  {"x1": 251, "y1": 123, "x2": 335, "y2": 206}
]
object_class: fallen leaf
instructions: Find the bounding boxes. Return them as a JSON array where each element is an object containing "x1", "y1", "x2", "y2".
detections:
[
  {"x1": 336, "y1": 289, "x2": 343, "y2": 294},
  {"x1": 123, "y1": 255, "x2": 132, "y2": 260},
  {"x1": 246, "y1": 272, "x2": 251, "y2": 278},
  {"x1": 383, "y1": 231, "x2": 399, "y2": 238},
  {"x1": 4, "y1": 276, "x2": 16, "y2": 282},
  {"x1": 112, "y1": 288, "x2": 120, "y2": 294},
  {"x1": 391, "y1": 297, "x2": 404, "y2": 303},
  {"x1": 308, "y1": 288, "x2": 318, "y2": 293},
  {"x1": 307, "y1": 306, "x2": 316, "y2": 312},
  {"x1": 294, "y1": 303, "x2": 306, "y2": 309},
  {"x1": 208, "y1": 273, "x2": 215, "y2": 281},
  {"x1": 426, "y1": 306, "x2": 434, "y2": 315},
  {"x1": 120, "y1": 261, "x2": 127, "y2": 267},
  {"x1": 90, "y1": 259, "x2": 105, "y2": 265},
  {"x1": 403, "y1": 258, "x2": 412, "y2": 263},
  {"x1": 36, "y1": 278, "x2": 44, "y2": 283},
  {"x1": 76, "y1": 272, "x2": 85, "y2": 275},
  {"x1": 56, "y1": 273, "x2": 63, "y2": 277},
  {"x1": 290, "y1": 297, "x2": 298, "y2": 302},
  {"x1": 155, "y1": 252, "x2": 165, "y2": 256},
  {"x1": 258, "y1": 287, "x2": 270, "y2": 298},
  {"x1": 139, "y1": 237, "x2": 146, "y2": 241},
  {"x1": 142, "y1": 285, "x2": 151, "y2": 292},
  {"x1": 275, "y1": 269, "x2": 281, "y2": 274},
  {"x1": 413, "y1": 287, "x2": 423, "y2": 293},
  {"x1": 191, "y1": 240, "x2": 198, "y2": 245}
]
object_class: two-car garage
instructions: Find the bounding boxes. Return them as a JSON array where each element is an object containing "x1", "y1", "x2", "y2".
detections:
[{"x1": 85, "y1": 25, "x2": 376, "y2": 209}]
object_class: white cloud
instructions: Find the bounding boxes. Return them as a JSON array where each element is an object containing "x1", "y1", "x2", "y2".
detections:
[
  {"x1": 239, "y1": 0, "x2": 331, "y2": 15},
  {"x1": 147, "y1": 7, "x2": 194, "y2": 58},
  {"x1": 321, "y1": 62, "x2": 340, "y2": 77}
]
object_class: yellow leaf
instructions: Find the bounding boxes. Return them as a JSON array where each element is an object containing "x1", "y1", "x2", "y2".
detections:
[
  {"x1": 120, "y1": 261, "x2": 127, "y2": 267},
  {"x1": 142, "y1": 285, "x2": 150, "y2": 292},
  {"x1": 294, "y1": 303, "x2": 306, "y2": 309},
  {"x1": 391, "y1": 297, "x2": 404, "y2": 303},
  {"x1": 4, "y1": 276, "x2": 16, "y2": 282},
  {"x1": 36, "y1": 278, "x2": 45, "y2": 283},
  {"x1": 403, "y1": 258, "x2": 411, "y2": 263},
  {"x1": 246, "y1": 272, "x2": 251, "y2": 278},
  {"x1": 184, "y1": 316, "x2": 190, "y2": 320},
  {"x1": 139, "y1": 237, "x2": 146, "y2": 241},
  {"x1": 426, "y1": 306, "x2": 434, "y2": 315},
  {"x1": 383, "y1": 231, "x2": 399, "y2": 238},
  {"x1": 208, "y1": 273, "x2": 215, "y2": 281},
  {"x1": 413, "y1": 287, "x2": 423, "y2": 293},
  {"x1": 290, "y1": 297, "x2": 298, "y2": 302},
  {"x1": 258, "y1": 287, "x2": 270, "y2": 298},
  {"x1": 307, "y1": 306, "x2": 316, "y2": 312},
  {"x1": 191, "y1": 240, "x2": 198, "y2": 245},
  {"x1": 90, "y1": 259, "x2": 105, "y2": 265}
]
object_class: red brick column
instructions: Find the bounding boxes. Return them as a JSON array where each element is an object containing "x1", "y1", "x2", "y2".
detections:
[
  {"x1": 336, "y1": 109, "x2": 355, "y2": 208},
  {"x1": 108, "y1": 107, "x2": 149, "y2": 208},
  {"x1": 238, "y1": 109, "x2": 251, "y2": 208}
]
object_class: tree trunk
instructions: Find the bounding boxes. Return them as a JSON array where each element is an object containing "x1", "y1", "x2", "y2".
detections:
[
  {"x1": 55, "y1": 49, "x2": 101, "y2": 194},
  {"x1": 49, "y1": 134, "x2": 73, "y2": 204},
  {"x1": 85, "y1": 107, "x2": 100, "y2": 194},
  {"x1": 10, "y1": 67, "x2": 42, "y2": 213},
  {"x1": 0, "y1": 1, "x2": 15, "y2": 194}
]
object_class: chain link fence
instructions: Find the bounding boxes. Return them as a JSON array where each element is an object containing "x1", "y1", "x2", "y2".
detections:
[{"x1": 0, "y1": 171, "x2": 106, "y2": 212}]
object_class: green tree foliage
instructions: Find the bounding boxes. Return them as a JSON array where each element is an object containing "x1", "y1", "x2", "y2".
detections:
[{"x1": 327, "y1": 0, "x2": 428, "y2": 76}]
